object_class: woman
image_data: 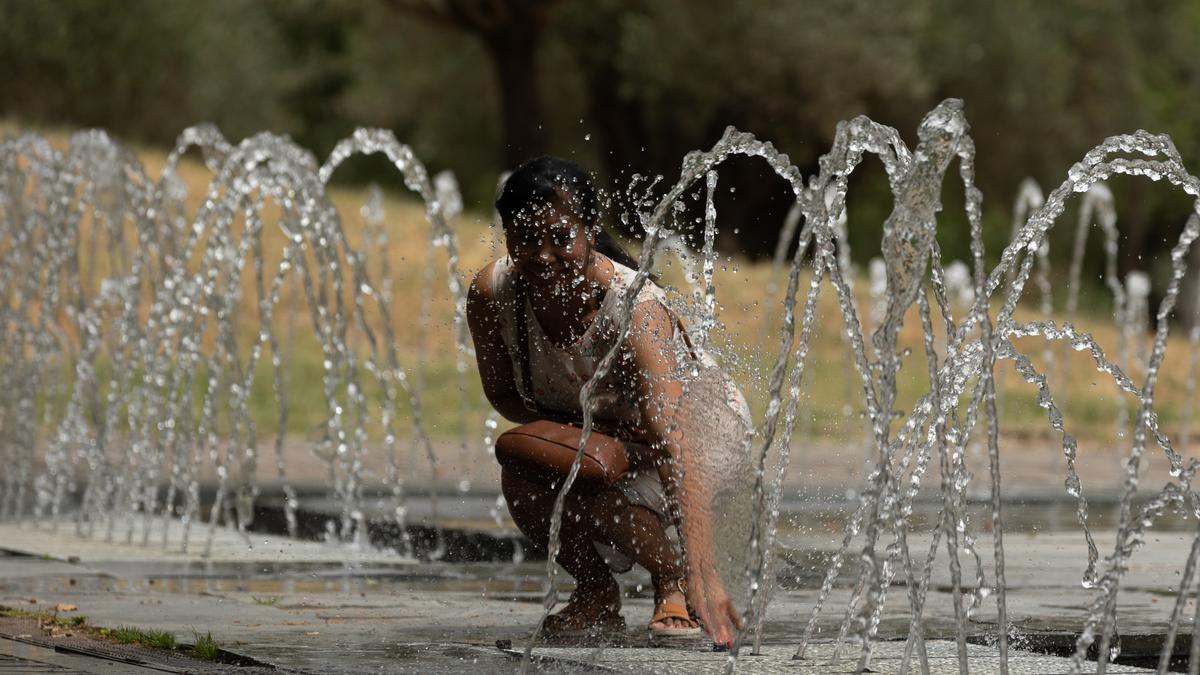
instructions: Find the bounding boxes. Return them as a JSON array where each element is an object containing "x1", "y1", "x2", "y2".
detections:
[{"x1": 466, "y1": 156, "x2": 747, "y2": 647}]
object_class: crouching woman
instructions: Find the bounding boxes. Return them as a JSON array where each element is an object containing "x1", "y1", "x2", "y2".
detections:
[{"x1": 466, "y1": 156, "x2": 748, "y2": 647}]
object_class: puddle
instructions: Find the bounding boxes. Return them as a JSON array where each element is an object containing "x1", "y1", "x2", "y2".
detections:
[{"x1": 1, "y1": 559, "x2": 554, "y2": 598}]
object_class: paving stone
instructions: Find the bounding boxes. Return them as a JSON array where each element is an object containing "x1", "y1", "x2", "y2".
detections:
[
  {"x1": 0, "y1": 521, "x2": 405, "y2": 564},
  {"x1": 517, "y1": 642, "x2": 1155, "y2": 674},
  {"x1": 0, "y1": 522, "x2": 1191, "y2": 673}
]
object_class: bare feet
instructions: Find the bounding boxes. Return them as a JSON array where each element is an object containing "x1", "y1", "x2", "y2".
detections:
[{"x1": 544, "y1": 579, "x2": 624, "y2": 636}]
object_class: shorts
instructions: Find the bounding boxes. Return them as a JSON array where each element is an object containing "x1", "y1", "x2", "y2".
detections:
[{"x1": 593, "y1": 441, "x2": 679, "y2": 573}]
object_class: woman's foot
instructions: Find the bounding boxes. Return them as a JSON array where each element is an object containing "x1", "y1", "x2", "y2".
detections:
[
  {"x1": 544, "y1": 579, "x2": 625, "y2": 637},
  {"x1": 647, "y1": 577, "x2": 702, "y2": 637}
]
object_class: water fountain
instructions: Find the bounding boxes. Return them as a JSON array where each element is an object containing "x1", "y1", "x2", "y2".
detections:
[
  {"x1": 0, "y1": 124, "x2": 487, "y2": 561},
  {"x1": 528, "y1": 98, "x2": 1200, "y2": 674},
  {"x1": 3, "y1": 99, "x2": 1200, "y2": 674}
]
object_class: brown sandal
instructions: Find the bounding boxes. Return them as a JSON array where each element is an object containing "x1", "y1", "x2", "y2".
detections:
[
  {"x1": 648, "y1": 579, "x2": 702, "y2": 638},
  {"x1": 648, "y1": 597, "x2": 702, "y2": 637}
]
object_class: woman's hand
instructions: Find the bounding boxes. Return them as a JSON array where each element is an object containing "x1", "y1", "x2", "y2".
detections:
[
  {"x1": 620, "y1": 300, "x2": 744, "y2": 646},
  {"x1": 686, "y1": 554, "x2": 743, "y2": 648}
]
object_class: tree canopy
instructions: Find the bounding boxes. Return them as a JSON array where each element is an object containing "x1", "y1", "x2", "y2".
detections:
[{"x1": 3, "y1": 0, "x2": 1198, "y2": 269}]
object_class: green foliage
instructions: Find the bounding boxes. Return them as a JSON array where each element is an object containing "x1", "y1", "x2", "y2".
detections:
[
  {"x1": 101, "y1": 626, "x2": 177, "y2": 650},
  {"x1": 191, "y1": 631, "x2": 220, "y2": 661},
  {"x1": 0, "y1": 0, "x2": 290, "y2": 144},
  {"x1": 4, "y1": 0, "x2": 1200, "y2": 266},
  {"x1": 341, "y1": 4, "x2": 501, "y2": 201}
]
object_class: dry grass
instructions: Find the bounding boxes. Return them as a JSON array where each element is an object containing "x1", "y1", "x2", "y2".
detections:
[{"x1": 4, "y1": 120, "x2": 1196, "y2": 447}]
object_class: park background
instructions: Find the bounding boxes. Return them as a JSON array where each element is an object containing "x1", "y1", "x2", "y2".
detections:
[
  {"x1": 7, "y1": 4, "x2": 1200, "y2": 671},
  {"x1": 6, "y1": 1, "x2": 1200, "y2": 264},
  {"x1": 5, "y1": 0, "x2": 1200, "y2": 493}
]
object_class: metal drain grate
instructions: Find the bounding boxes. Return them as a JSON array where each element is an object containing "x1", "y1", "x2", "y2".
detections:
[{"x1": 0, "y1": 618, "x2": 302, "y2": 674}]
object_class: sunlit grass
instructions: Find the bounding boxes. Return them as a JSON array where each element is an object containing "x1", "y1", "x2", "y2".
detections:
[
  {"x1": 5, "y1": 120, "x2": 1196, "y2": 447},
  {"x1": 100, "y1": 625, "x2": 177, "y2": 650},
  {"x1": 191, "y1": 631, "x2": 220, "y2": 661},
  {"x1": 0, "y1": 605, "x2": 89, "y2": 627}
]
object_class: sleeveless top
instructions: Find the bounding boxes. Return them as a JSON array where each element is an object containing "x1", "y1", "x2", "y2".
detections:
[
  {"x1": 489, "y1": 255, "x2": 750, "y2": 431},
  {"x1": 492, "y1": 256, "x2": 755, "y2": 583}
]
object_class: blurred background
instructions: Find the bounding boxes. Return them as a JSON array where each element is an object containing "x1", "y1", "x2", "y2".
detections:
[
  {"x1": 5, "y1": 4, "x2": 1200, "y2": 662},
  {"x1": 4, "y1": 0, "x2": 1200, "y2": 479},
  {"x1": 4, "y1": 0, "x2": 1199, "y2": 272}
]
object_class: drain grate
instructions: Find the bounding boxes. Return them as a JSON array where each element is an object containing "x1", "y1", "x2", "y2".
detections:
[{"x1": 0, "y1": 617, "x2": 302, "y2": 674}]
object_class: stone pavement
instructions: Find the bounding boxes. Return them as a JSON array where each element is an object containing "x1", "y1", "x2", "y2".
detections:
[
  {"x1": 510, "y1": 642, "x2": 1154, "y2": 674},
  {"x1": 0, "y1": 521, "x2": 403, "y2": 564},
  {"x1": 0, "y1": 515, "x2": 1193, "y2": 673}
]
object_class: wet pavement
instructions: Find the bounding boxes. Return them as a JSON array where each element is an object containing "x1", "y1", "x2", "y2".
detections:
[
  {"x1": 0, "y1": 506, "x2": 1195, "y2": 673},
  {"x1": 507, "y1": 642, "x2": 1156, "y2": 673}
]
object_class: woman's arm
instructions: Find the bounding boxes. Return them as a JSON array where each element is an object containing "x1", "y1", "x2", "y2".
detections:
[
  {"x1": 624, "y1": 300, "x2": 742, "y2": 647},
  {"x1": 466, "y1": 264, "x2": 538, "y2": 424}
]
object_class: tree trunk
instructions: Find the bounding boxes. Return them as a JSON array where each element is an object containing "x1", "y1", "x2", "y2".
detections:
[
  {"x1": 1119, "y1": 180, "x2": 1152, "y2": 279},
  {"x1": 483, "y1": 28, "x2": 546, "y2": 169},
  {"x1": 581, "y1": 60, "x2": 647, "y2": 188},
  {"x1": 387, "y1": 0, "x2": 560, "y2": 170}
]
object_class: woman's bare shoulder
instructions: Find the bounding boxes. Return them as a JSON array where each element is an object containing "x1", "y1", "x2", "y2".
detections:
[{"x1": 469, "y1": 260, "x2": 501, "y2": 302}]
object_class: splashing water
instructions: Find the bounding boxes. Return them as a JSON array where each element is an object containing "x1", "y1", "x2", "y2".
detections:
[
  {"x1": 523, "y1": 99, "x2": 1200, "y2": 675},
  {"x1": 0, "y1": 126, "x2": 477, "y2": 561},
  {"x1": 5, "y1": 99, "x2": 1200, "y2": 675}
]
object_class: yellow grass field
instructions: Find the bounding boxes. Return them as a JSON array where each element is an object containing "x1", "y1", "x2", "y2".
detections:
[{"x1": 3, "y1": 121, "x2": 1195, "y2": 453}]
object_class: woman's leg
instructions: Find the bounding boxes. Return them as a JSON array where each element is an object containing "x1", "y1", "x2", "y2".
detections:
[
  {"x1": 502, "y1": 468, "x2": 694, "y2": 630},
  {"x1": 502, "y1": 469, "x2": 621, "y2": 627},
  {"x1": 586, "y1": 486, "x2": 695, "y2": 631}
]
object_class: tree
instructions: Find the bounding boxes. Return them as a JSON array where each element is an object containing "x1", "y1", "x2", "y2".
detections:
[
  {"x1": 0, "y1": 0, "x2": 289, "y2": 145},
  {"x1": 551, "y1": 0, "x2": 931, "y2": 253},
  {"x1": 384, "y1": 0, "x2": 565, "y2": 168}
]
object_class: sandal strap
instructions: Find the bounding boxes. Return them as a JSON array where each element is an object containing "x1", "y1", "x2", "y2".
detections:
[
  {"x1": 653, "y1": 576, "x2": 687, "y2": 601},
  {"x1": 650, "y1": 598, "x2": 694, "y2": 624}
]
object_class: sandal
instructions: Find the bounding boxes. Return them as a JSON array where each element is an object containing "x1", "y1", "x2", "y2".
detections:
[{"x1": 648, "y1": 579, "x2": 702, "y2": 638}]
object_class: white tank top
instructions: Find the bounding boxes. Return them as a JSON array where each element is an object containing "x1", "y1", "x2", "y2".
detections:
[{"x1": 489, "y1": 255, "x2": 749, "y2": 430}]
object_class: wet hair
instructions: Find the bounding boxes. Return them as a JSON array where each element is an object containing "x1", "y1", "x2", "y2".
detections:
[{"x1": 495, "y1": 156, "x2": 641, "y2": 270}]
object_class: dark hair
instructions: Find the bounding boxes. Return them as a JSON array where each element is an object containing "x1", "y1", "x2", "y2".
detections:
[{"x1": 495, "y1": 155, "x2": 641, "y2": 271}]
